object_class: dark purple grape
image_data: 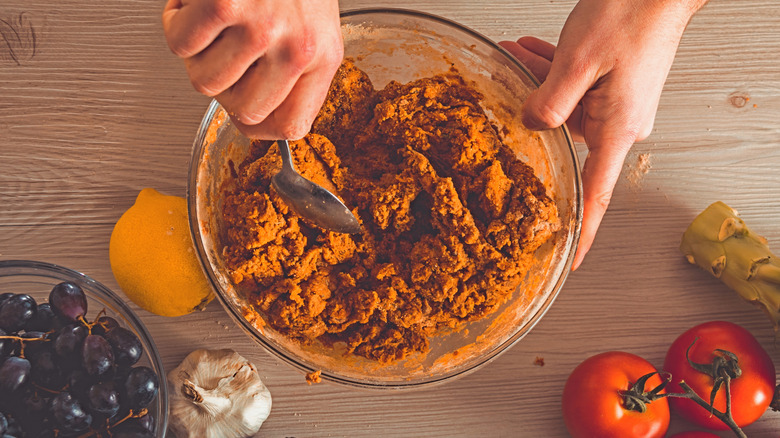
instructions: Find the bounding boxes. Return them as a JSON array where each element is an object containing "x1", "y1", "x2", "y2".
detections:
[
  {"x1": 110, "y1": 422, "x2": 155, "y2": 438},
  {"x1": 20, "y1": 331, "x2": 49, "y2": 358},
  {"x1": 86, "y1": 381, "x2": 120, "y2": 417},
  {"x1": 0, "y1": 329, "x2": 11, "y2": 360},
  {"x1": 24, "y1": 303, "x2": 58, "y2": 332},
  {"x1": 82, "y1": 334, "x2": 114, "y2": 376},
  {"x1": 0, "y1": 356, "x2": 31, "y2": 393},
  {"x1": 122, "y1": 366, "x2": 158, "y2": 410},
  {"x1": 16, "y1": 390, "x2": 54, "y2": 436},
  {"x1": 49, "y1": 282, "x2": 87, "y2": 323},
  {"x1": 112, "y1": 365, "x2": 131, "y2": 387},
  {"x1": 21, "y1": 388, "x2": 50, "y2": 419},
  {"x1": 54, "y1": 324, "x2": 87, "y2": 362},
  {"x1": 29, "y1": 345, "x2": 65, "y2": 390},
  {"x1": 0, "y1": 293, "x2": 14, "y2": 308},
  {"x1": 33, "y1": 428, "x2": 58, "y2": 438},
  {"x1": 65, "y1": 369, "x2": 93, "y2": 401},
  {"x1": 0, "y1": 294, "x2": 37, "y2": 332},
  {"x1": 0, "y1": 396, "x2": 12, "y2": 418},
  {"x1": 3, "y1": 413, "x2": 21, "y2": 436},
  {"x1": 0, "y1": 411, "x2": 7, "y2": 435},
  {"x1": 50, "y1": 392, "x2": 92, "y2": 433},
  {"x1": 105, "y1": 327, "x2": 142, "y2": 368},
  {"x1": 92, "y1": 316, "x2": 119, "y2": 336},
  {"x1": 133, "y1": 411, "x2": 155, "y2": 434}
]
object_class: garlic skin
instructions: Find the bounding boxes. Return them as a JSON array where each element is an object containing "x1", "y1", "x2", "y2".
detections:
[{"x1": 168, "y1": 349, "x2": 272, "y2": 438}]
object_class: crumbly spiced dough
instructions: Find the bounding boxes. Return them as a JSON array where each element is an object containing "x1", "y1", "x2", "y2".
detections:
[{"x1": 221, "y1": 59, "x2": 560, "y2": 364}]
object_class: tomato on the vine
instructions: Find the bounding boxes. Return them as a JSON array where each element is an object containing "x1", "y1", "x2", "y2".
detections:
[
  {"x1": 562, "y1": 351, "x2": 670, "y2": 438},
  {"x1": 663, "y1": 321, "x2": 776, "y2": 430}
]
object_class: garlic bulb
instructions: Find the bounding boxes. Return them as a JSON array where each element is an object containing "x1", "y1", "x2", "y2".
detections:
[{"x1": 168, "y1": 349, "x2": 272, "y2": 438}]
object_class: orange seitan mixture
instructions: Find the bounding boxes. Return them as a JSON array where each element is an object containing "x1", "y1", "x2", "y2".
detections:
[{"x1": 221, "y1": 60, "x2": 560, "y2": 364}]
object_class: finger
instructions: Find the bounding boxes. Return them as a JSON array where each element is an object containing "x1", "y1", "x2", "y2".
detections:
[
  {"x1": 233, "y1": 57, "x2": 341, "y2": 140},
  {"x1": 163, "y1": 0, "x2": 182, "y2": 11},
  {"x1": 184, "y1": 25, "x2": 267, "y2": 97},
  {"x1": 565, "y1": 104, "x2": 585, "y2": 142},
  {"x1": 522, "y1": 52, "x2": 598, "y2": 132},
  {"x1": 571, "y1": 137, "x2": 634, "y2": 270},
  {"x1": 500, "y1": 39, "x2": 586, "y2": 142},
  {"x1": 162, "y1": 0, "x2": 236, "y2": 58},
  {"x1": 516, "y1": 36, "x2": 556, "y2": 62},
  {"x1": 218, "y1": 62, "x2": 299, "y2": 128},
  {"x1": 498, "y1": 41, "x2": 553, "y2": 83}
]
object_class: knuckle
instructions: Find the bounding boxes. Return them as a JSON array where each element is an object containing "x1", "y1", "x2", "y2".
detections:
[
  {"x1": 233, "y1": 104, "x2": 270, "y2": 126},
  {"x1": 207, "y1": 0, "x2": 240, "y2": 25},
  {"x1": 164, "y1": 30, "x2": 197, "y2": 58},
  {"x1": 531, "y1": 101, "x2": 568, "y2": 129},
  {"x1": 636, "y1": 122, "x2": 654, "y2": 142},
  {"x1": 286, "y1": 31, "x2": 318, "y2": 72},
  {"x1": 167, "y1": 42, "x2": 188, "y2": 58},
  {"x1": 617, "y1": 121, "x2": 643, "y2": 146},
  {"x1": 587, "y1": 189, "x2": 613, "y2": 212},
  {"x1": 279, "y1": 118, "x2": 312, "y2": 140},
  {"x1": 244, "y1": 26, "x2": 271, "y2": 54},
  {"x1": 323, "y1": 39, "x2": 344, "y2": 70},
  {"x1": 189, "y1": 74, "x2": 220, "y2": 97}
]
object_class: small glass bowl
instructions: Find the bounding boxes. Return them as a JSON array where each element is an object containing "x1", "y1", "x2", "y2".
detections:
[
  {"x1": 0, "y1": 260, "x2": 168, "y2": 436},
  {"x1": 188, "y1": 8, "x2": 582, "y2": 389}
]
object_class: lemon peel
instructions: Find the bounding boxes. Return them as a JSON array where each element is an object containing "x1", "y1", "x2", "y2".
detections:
[{"x1": 110, "y1": 188, "x2": 214, "y2": 317}]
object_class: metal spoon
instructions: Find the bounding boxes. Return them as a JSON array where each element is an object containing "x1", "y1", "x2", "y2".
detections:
[{"x1": 271, "y1": 139, "x2": 361, "y2": 234}]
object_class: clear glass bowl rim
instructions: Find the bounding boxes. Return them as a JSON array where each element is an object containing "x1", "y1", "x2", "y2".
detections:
[{"x1": 0, "y1": 259, "x2": 169, "y2": 436}]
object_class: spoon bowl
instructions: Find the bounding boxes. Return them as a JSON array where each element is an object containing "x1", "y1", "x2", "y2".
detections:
[{"x1": 271, "y1": 140, "x2": 361, "y2": 234}]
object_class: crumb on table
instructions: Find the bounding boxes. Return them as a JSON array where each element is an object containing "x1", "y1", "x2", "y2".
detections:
[{"x1": 305, "y1": 370, "x2": 322, "y2": 385}]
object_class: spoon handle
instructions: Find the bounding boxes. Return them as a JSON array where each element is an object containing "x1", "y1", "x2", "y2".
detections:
[{"x1": 277, "y1": 139, "x2": 296, "y2": 173}]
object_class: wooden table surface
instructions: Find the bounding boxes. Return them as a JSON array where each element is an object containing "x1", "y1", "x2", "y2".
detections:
[{"x1": 2, "y1": 1, "x2": 779, "y2": 436}]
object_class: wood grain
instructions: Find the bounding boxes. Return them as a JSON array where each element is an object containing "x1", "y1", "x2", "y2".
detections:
[{"x1": 1, "y1": 1, "x2": 779, "y2": 437}]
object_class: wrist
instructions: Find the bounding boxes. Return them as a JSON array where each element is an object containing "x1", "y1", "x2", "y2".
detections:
[
  {"x1": 651, "y1": 0, "x2": 709, "y2": 20},
  {"x1": 634, "y1": 0, "x2": 708, "y2": 36}
]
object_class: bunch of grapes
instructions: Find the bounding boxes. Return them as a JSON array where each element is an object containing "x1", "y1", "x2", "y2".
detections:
[{"x1": 0, "y1": 282, "x2": 159, "y2": 437}]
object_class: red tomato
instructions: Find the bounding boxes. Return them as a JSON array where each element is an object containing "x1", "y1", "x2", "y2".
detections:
[
  {"x1": 668, "y1": 432, "x2": 720, "y2": 438},
  {"x1": 663, "y1": 321, "x2": 776, "y2": 430},
  {"x1": 562, "y1": 351, "x2": 670, "y2": 438}
]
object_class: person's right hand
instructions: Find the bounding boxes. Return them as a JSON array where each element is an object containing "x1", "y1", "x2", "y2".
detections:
[{"x1": 162, "y1": 0, "x2": 343, "y2": 139}]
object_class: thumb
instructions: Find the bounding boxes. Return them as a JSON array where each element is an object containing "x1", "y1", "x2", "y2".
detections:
[
  {"x1": 522, "y1": 59, "x2": 595, "y2": 132},
  {"x1": 571, "y1": 135, "x2": 634, "y2": 270}
]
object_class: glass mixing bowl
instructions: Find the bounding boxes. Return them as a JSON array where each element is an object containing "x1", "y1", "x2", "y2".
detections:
[
  {"x1": 188, "y1": 8, "x2": 582, "y2": 389},
  {"x1": 0, "y1": 260, "x2": 168, "y2": 436}
]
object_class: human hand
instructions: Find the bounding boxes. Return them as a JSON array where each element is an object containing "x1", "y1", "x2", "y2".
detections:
[
  {"x1": 162, "y1": 0, "x2": 343, "y2": 139},
  {"x1": 499, "y1": 0, "x2": 707, "y2": 270}
]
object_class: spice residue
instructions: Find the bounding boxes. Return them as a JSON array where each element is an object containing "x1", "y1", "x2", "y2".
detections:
[
  {"x1": 305, "y1": 370, "x2": 322, "y2": 385},
  {"x1": 220, "y1": 59, "x2": 560, "y2": 364},
  {"x1": 626, "y1": 152, "x2": 652, "y2": 190}
]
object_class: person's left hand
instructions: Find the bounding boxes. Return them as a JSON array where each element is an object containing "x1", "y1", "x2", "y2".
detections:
[{"x1": 499, "y1": 0, "x2": 706, "y2": 270}]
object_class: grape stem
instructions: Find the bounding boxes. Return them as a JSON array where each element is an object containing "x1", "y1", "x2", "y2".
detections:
[
  {"x1": 79, "y1": 308, "x2": 107, "y2": 334},
  {"x1": 75, "y1": 408, "x2": 149, "y2": 438},
  {"x1": 109, "y1": 408, "x2": 148, "y2": 429},
  {"x1": 0, "y1": 335, "x2": 49, "y2": 358},
  {"x1": 32, "y1": 382, "x2": 61, "y2": 395}
]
